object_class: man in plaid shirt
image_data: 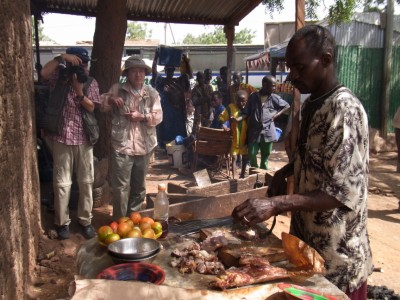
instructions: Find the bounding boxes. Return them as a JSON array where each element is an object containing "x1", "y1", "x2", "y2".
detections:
[{"x1": 41, "y1": 47, "x2": 100, "y2": 240}]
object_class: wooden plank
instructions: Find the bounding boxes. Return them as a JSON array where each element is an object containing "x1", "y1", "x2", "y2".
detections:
[
  {"x1": 185, "y1": 174, "x2": 266, "y2": 196},
  {"x1": 167, "y1": 182, "x2": 189, "y2": 194},
  {"x1": 141, "y1": 186, "x2": 269, "y2": 219},
  {"x1": 249, "y1": 168, "x2": 274, "y2": 185}
]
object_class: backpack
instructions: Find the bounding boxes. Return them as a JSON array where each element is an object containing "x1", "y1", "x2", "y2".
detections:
[
  {"x1": 80, "y1": 77, "x2": 99, "y2": 145},
  {"x1": 39, "y1": 76, "x2": 99, "y2": 145},
  {"x1": 39, "y1": 80, "x2": 70, "y2": 135}
]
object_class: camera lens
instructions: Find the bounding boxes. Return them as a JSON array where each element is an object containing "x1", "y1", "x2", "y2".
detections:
[
  {"x1": 75, "y1": 66, "x2": 88, "y2": 83},
  {"x1": 73, "y1": 66, "x2": 88, "y2": 83}
]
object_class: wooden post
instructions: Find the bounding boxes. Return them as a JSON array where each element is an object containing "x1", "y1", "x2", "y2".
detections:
[
  {"x1": 295, "y1": 0, "x2": 305, "y2": 31},
  {"x1": 380, "y1": 0, "x2": 394, "y2": 138},
  {"x1": 287, "y1": 0, "x2": 305, "y2": 195},
  {"x1": 224, "y1": 25, "x2": 235, "y2": 88}
]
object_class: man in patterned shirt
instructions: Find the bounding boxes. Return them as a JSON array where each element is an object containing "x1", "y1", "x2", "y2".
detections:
[
  {"x1": 232, "y1": 25, "x2": 372, "y2": 299},
  {"x1": 41, "y1": 47, "x2": 101, "y2": 240}
]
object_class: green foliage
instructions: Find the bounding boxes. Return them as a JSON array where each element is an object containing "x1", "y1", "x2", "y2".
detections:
[
  {"x1": 328, "y1": 0, "x2": 358, "y2": 24},
  {"x1": 262, "y1": 0, "x2": 284, "y2": 17},
  {"x1": 261, "y1": 0, "x2": 399, "y2": 25},
  {"x1": 126, "y1": 22, "x2": 152, "y2": 40},
  {"x1": 182, "y1": 25, "x2": 256, "y2": 44},
  {"x1": 305, "y1": 0, "x2": 319, "y2": 20},
  {"x1": 31, "y1": 16, "x2": 53, "y2": 43},
  {"x1": 261, "y1": 0, "x2": 319, "y2": 20}
]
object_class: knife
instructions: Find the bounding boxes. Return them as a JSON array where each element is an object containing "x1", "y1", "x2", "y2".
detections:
[
  {"x1": 170, "y1": 216, "x2": 234, "y2": 236},
  {"x1": 284, "y1": 287, "x2": 330, "y2": 300},
  {"x1": 277, "y1": 283, "x2": 337, "y2": 300}
]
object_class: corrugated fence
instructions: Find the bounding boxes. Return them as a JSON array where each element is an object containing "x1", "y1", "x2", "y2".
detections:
[{"x1": 336, "y1": 46, "x2": 400, "y2": 131}]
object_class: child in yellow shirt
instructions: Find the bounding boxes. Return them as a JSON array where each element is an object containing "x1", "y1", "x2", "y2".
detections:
[{"x1": 219, "y1": 90, "x2": 248, "y2": 178}]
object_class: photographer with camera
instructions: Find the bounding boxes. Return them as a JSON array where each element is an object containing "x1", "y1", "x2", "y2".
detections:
[{"x1": 40, "y1": 47, "x2": 101, "y2": 240}]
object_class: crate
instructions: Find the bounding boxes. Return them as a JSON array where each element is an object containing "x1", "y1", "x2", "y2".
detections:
[{"x1": 157, "y1": 46, "x2": 183, "y2": 67}]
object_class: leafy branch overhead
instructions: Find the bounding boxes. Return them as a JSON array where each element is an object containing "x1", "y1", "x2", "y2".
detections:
[
  {"x1": 126, "y1": 21, "x2": 152, "y2": 40},
  {"x1": 262, "y1": 0, "x2": 400, "y2": 24},
  {"x1": 182, "y1": 26, "x2": 256, "y2": 44}
]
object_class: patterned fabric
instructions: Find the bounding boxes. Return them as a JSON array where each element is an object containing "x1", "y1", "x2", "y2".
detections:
[
  {"x1": 219, "y1": 104, "x2": 248, "y2": 155},
  {"x1": 229, "y1": 83, "x2": 258, "y2": 104},
  {"x1": 97, "y1": 262, "x2": 165, "y2": 285},
  {"x1": 48, "y1": 76, "x2": 101, "y2": 145},
  {"x1": 292, "y1": 87, "x2": 372, "y2": 292}
]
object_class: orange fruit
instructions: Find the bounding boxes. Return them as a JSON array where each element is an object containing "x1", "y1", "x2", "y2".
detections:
[
  {"x1": 104, "y1": 233, "x2": 121, "y2": 245},
  {"x1": 117, "y1": 216, "x2": 130, "y2": 224},
  {"x1": 97, "y1": 225, "x2": 114, "y2": 242},
  {"x1": 129, "y1": 212, "x2": 142, "y2": 225},
  {"x1": 125, "y1": 229, "x2": 143, "y2": 238},
  {"x1": 142, "y1": 228, "x2": 156, "y2": 239},
  {"x1": 141, "y1": 217, "x2": 154, "y2": 225},
  {"x1": 126, "y1": 219, "x2": 134, "y2": 230},
  {"x1": 117, "y1": 222, "x2": 132, "y2": 238},
  {"x1": 109, "y1": 221, "x2": 118, "y2": 233},
  {"x1": 151, "y1": 222, "x2": 163, "y2": 235},
  {"x1": 139, "y1": 221, "x2": 152, "y2": 232}
]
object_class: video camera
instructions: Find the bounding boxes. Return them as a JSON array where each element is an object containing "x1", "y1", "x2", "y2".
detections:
[{"x1": 59, "y1": 62, "x2": 88, "y2": 83}]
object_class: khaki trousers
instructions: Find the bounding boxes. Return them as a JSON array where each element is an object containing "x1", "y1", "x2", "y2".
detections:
[
  {"x1": 52, "y1": 141, "x2": 94, "y2": 226},
  {"x1": 111, "y1": 151, "x2": 150, "y2": 219}
]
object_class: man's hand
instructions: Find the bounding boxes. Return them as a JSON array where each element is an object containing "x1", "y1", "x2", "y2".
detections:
[
  {"x1": 231, "y1": 198, "x2": 277, "y2": 225},
  {"x1": 229, "y1": 116, "x2": 238, "y2": 123},
  {"x1": 71, "y1": 74, "x2": 84, "y2": 97},
  {"x1": 109, "y1": 96, "x2": 124, "y2": 108},
  {"x1": 63, "y1": 54, "x2": 83, "y2": 66},
  {"x1": 124, "y1": 111, "x2": 145, "y2": 122}
]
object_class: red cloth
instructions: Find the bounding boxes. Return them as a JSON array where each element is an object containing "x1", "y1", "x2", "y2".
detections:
[{"x1": 346, "y1": 281, "x2": 367, "y2": 300}]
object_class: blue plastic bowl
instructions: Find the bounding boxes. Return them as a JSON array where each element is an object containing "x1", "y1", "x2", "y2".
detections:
[{"x1": 276, "y1": 127, "x2": 282, "y2": 140}]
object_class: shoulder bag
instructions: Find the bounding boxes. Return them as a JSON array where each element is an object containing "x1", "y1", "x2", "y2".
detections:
[{"x1": 81, "y1": 77, "x2": 99, "y2": 145}]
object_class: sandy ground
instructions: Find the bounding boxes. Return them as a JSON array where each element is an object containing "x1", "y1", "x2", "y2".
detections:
[{"x1": 31, "y1": 143, "x2": 400, "y2": 299}]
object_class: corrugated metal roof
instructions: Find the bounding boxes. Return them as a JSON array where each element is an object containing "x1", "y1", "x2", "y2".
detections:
[{"x1": 31, "y1": 0, "x2": 263, "y2": 26}]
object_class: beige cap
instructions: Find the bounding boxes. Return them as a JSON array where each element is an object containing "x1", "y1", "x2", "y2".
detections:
[{"x1": 122, "y1": 56, "x2": 152, "y2": 76}]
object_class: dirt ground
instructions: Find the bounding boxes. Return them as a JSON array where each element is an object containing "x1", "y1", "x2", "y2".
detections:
[{"x1": 30, "y1": 143, "x2": 400, "y2": 299}]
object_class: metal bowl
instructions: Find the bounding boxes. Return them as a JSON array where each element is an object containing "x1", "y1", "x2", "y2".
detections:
[
  {"x1": 109, "y1": 248, "x2": 161, "y2": 265},
  {"x1": 107, "y1": 238, "x2": 161, "y2": 259}
]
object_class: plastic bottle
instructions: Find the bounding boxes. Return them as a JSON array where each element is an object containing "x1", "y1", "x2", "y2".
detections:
[{"x1": 153, "y1": 183, "x2": 169, "y2": 238}]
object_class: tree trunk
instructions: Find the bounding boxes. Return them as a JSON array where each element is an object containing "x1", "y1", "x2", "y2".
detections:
[
  {"x1": 90, "y1": 0, "x2": 127, "y2": 160},
  {"x1": 0, "y1": 0, "x2": 41, "y2": 298}
]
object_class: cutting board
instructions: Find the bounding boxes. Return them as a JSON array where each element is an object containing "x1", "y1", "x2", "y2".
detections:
[
  {"x1": 200, "y1": 226, "x2": 287, "y2": 268},
  {"x1": 218, "y1": 242, "x2": 287, "y2": 267}
]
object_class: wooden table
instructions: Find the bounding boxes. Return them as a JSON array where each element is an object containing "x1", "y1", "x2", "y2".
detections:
[{"x1": 76, "y1": 232, "x2": 349, "y2": 299}]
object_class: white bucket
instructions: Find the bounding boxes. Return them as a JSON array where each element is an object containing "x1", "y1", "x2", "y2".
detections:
[{"x1": 166, "y1": 141, "x2": 188, "y2": 168}]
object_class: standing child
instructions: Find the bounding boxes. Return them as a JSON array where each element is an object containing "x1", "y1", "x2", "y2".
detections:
[
  {"x1": 219, "y1": 90, "x2": 248, "y2": 178},
  {"x1": 210, "y1": 91, "x2": 229, "y2": 129}
]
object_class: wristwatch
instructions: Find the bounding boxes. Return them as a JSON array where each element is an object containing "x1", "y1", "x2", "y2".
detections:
[{"x1": 75, "y1": 95, "x2": 85, "y2": 102}]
